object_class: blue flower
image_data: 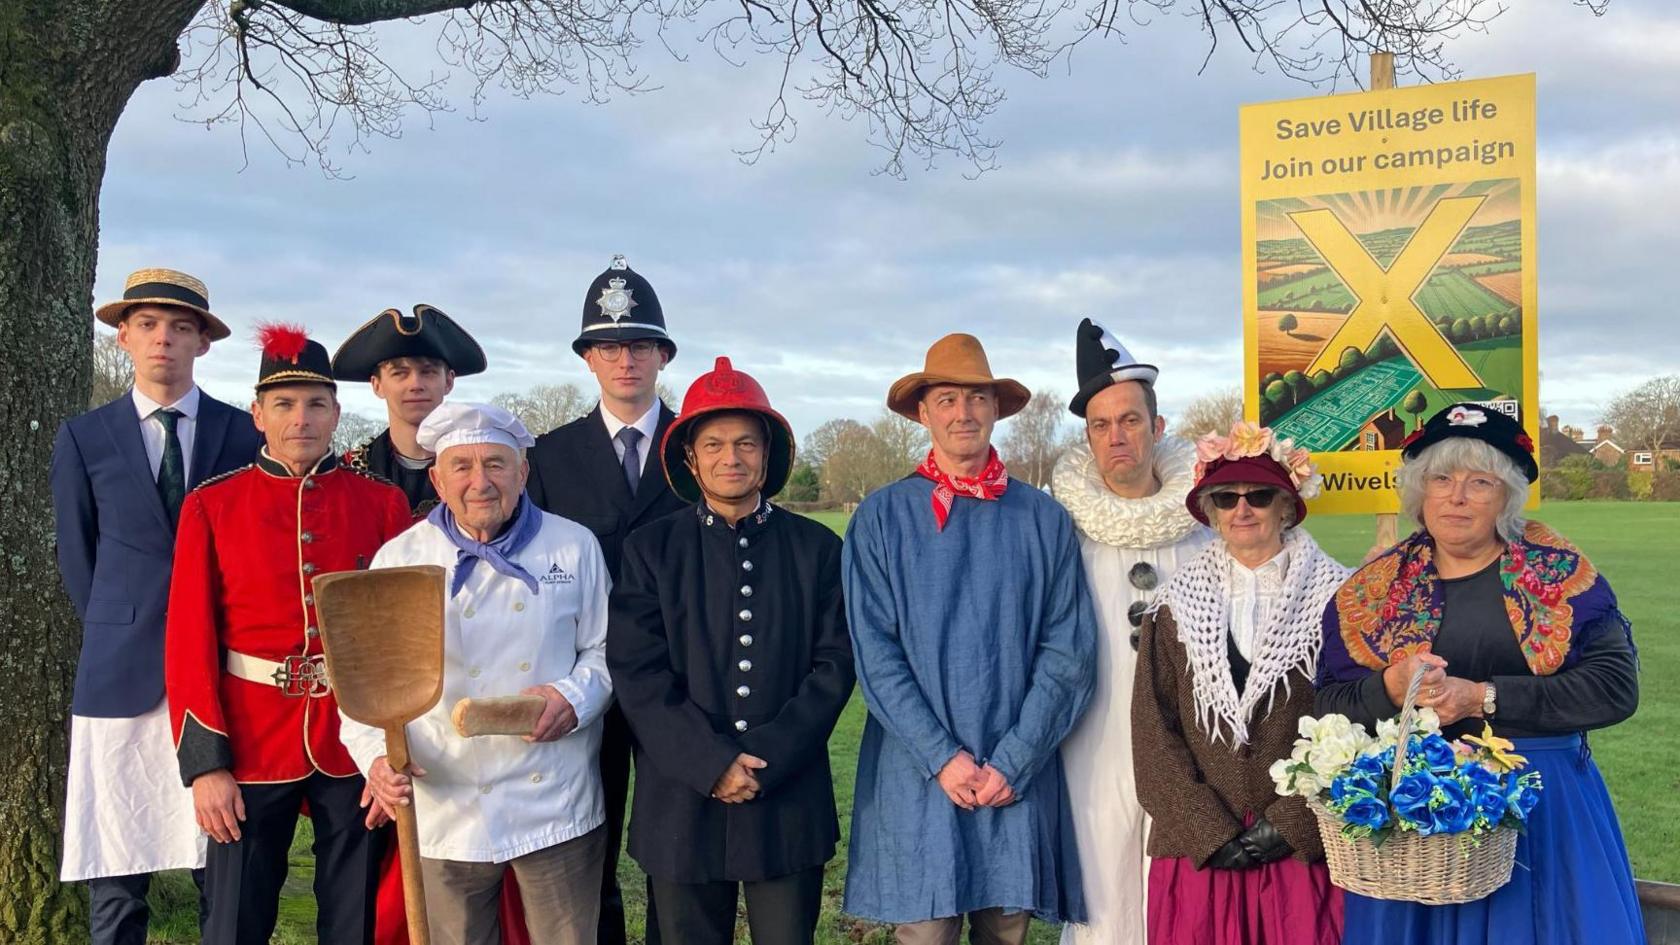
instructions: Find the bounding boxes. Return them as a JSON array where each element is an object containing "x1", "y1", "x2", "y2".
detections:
[
  {"x1": 1350, "y1": 754, "x2": 1388, "y2": 781},
  {"x1": 1473, "y1": 786, "x2": 1509, "y2": 824},
  {"x1": 1342, "y1": 794, "x2": 1391, "y2": 831},
  {"x1": 1390, "y1": 771, "x2": 1438, "y2": 827},
  {"x1": 1507, "y1": 782, "x2": 1542, "y2": 823},
  {"x1": 1417, "y1": 734, "x2": 1459, "y2": 773},
  {"x1": 1460, "y1": 763, "x2": 1503, "y2": 791},
  {"x1": 1331, "y1": 773, "x2": 1382, "y2": 804},
  {"x1": 1424, "y1": 778, "x2": 1476, "y2": 835}
]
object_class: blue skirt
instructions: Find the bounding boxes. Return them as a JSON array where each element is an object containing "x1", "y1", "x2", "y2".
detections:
[{"x1": 1342, "y1": 735, "x2": 1644, "y2": 945}]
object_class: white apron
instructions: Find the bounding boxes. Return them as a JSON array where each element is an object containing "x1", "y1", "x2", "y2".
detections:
[{"x1": 61, "y1": 700, "x2": 205, "y2": 881}]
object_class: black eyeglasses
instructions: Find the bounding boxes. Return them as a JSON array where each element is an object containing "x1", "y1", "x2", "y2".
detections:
[
  {"x1": 1208, "y1": 488, "x2": 1279, "y2": 511},
  {"x1": 592, "y1": 340, "x2": 660, "y2": 362},
  {"x1": 1127, "y1": 561, "x2": 1158, "y2": 651}
]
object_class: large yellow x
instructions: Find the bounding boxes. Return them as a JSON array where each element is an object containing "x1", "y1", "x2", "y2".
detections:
[{"x1": 1292, "y1": 196, "x2": 1485, "y2": 389}]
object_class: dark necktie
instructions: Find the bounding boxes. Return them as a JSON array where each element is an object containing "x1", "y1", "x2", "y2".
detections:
[
  {"x1": 617, "y1": 426, "x2": 643, "y2": 495},
  {"x1": 154, "y1": 407, "x2": 186, "y2": 525}
]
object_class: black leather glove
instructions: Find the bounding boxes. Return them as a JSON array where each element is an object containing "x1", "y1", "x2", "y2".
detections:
[
  {"x1": 1236, "y1": 817, "x2": 1294, "y2": 865},
  {"x1": 1204, "y1": 835, "x2": 1257, "y2": 870}
]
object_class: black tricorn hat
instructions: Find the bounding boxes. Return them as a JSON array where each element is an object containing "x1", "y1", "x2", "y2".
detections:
[
  {"x1": 331, "y1": 304, "x2": 488, "y2": 380},
  {"x1": 255, "y1": 323, "x2": 336, "y2": 391},
  {"x1": 571, "y1": 255, "x2": 677, "y2": 359},
  {"x1": 1401, "y1": 402, "x2": 1539, "y2": 483},
  {"x1": 1069, "y1": 317, "x2": 1159, "y2": 417}
]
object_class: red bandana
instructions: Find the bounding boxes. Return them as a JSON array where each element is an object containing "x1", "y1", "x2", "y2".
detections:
[{"x1": 916, "y1": 447, "x2": 1008, "y2": 531}]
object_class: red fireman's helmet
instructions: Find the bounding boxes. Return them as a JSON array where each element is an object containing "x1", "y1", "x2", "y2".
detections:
[{"x1": 660, "y1": 356, "x2": 796, "y2": 502}]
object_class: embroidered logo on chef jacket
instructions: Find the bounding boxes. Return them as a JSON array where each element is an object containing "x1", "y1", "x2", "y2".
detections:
[{"x1": 540, "y1": 562, "x2": 574, "y2": 585}]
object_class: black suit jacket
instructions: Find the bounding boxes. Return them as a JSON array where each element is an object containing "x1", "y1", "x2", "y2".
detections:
[
  {"x1": 607, "y1": 502, "x2": 854, "y2": 883},
  {"x1": 50, "y1": 391, "x2": 263, "y2": 717},
  {"x1": 526, "y1": 403, "x2": 688, "y2": 581}
]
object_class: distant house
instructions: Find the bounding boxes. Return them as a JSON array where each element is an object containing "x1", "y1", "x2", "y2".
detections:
[
  {"x1": 1569, "y1": 424, "x2": 1625, "y2": 466},
  {"x1": 1628, "y1": 441, "x2": 1680, "y2": 472},
  {"x1": 1354, "y1": 409, "x2": 1407, "y2": 451},
  {"x1": 1540, "y1": 415, "x2": 1588, "y2": 467}
]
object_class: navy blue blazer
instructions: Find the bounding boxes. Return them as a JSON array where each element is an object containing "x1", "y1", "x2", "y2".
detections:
[{"x1": 50, "y1": 391, "x2": 262, "y2": 718}]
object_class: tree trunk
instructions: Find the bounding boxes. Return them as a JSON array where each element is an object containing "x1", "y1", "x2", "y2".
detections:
[{"x1": 0, "y1": 1, "x2": 205, "y2": 939}]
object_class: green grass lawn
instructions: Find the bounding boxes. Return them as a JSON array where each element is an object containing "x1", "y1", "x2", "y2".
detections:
[{"x1": 147, "y1": 501, "x2": 1678, "y2": 942}]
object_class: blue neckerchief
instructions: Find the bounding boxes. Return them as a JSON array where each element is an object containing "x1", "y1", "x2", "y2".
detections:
[{"x1": 426, "y1": 492, "x2": 543, "y2": 597}]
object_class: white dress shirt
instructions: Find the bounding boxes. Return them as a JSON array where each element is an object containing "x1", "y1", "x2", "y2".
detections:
[
  {"x1": 131, "y1": 386, "x2": 200, "y2": 484},
  {"x1": 600, "y1": 401, "x2": 660, "y2": 474},
  {"x1": 341, "y1": 510, "x2": 614, "y2": 862},
  {"x1": 1228, "y1": 547, "x2": 1291, "y2": 661}
]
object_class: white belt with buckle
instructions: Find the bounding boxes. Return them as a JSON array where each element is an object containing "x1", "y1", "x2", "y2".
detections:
[{"x1": 226, "y1": 650, "x2": 332, "y2": 698}]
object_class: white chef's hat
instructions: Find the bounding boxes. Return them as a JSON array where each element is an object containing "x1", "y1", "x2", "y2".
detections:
[{"x1": 416, "y1": 402, "x2": 536, "y2": 455}]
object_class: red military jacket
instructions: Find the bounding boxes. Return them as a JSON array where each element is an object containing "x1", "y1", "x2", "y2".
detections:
[{"x1": 166, "y1": 448, "x2": 412, "y2": 786}]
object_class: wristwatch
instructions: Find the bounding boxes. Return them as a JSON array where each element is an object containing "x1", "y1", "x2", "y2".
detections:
[{"x1": 1481, "y1": 681, "x2": 1498, "y2": 718}]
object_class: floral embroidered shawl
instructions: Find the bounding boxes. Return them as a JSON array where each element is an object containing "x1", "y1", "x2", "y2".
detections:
[{"x1": 1319, "y1": 521, "x2": 1630, "y2": 683}]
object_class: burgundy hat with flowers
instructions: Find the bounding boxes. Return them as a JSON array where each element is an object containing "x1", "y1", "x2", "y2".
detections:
[{"x1": 1188, "y1": 422, "x2": 1322, "y2": 526}]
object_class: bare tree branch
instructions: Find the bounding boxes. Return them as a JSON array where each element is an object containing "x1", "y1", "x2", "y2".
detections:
[{"x1": 172, "y1": 0, "x2": 1568, "y2": 177}]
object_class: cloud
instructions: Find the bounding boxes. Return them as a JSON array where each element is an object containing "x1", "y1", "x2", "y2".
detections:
[{"x1": 91, "y1": 0, "x2": 1677, "y2": 439}]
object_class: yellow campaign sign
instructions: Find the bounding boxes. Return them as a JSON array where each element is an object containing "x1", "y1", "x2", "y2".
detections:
[{"x1": 1240, "y1": 73, "x2": 1539, "y2": 515}]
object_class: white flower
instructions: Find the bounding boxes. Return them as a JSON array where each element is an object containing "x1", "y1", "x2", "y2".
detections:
[{"x1": 1411, "y1": 706, "x2": 1442, "y2": 735}]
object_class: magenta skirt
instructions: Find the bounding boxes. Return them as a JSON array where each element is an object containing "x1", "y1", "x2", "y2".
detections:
[{"x1": 1146, "y1": 854, "x2": 1342, "y2": 945}]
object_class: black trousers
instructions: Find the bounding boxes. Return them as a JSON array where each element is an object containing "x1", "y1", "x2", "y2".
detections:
[
  {"x1": 599, "y1": 703, "x2": 664, "y2": 945},
  {"x1": 648, "y1": 867, "x2": 823, "y2": 945},
  {"x1": 202, "y1": 772, "x2": 384, "y2": 945},
  {"x1": 88, "y1": 868, "x2": 207, "y2": 945}
]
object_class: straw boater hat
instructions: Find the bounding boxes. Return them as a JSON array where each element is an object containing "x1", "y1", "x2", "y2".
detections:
[
  {"x1": 95, "y1": 268, "x2": 231, "y2": 341},
  {"x1": 887, "y1": 333, "x2": 1030, "y2": 421}
]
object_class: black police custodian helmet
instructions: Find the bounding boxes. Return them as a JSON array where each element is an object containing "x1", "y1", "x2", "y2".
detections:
[{"x1": 571, "y1": 255, "x2": 677, "y2": 360}]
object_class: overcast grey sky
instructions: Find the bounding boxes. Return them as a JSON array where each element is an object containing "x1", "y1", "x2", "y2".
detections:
[{"x1": 94, "y1": 0, "x2": 1679, "y2": 438}]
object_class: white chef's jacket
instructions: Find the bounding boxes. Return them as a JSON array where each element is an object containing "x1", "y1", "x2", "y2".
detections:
[{"x1": 341, "y1": 509, "x2": 613, "y2": 863}]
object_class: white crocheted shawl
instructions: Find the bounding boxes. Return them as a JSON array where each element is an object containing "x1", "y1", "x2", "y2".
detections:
[
  {"x1": 1156, "y1": 528, "x2": 1351, "y2": 746},
  {"x1": 1051, "y1": 435, "x2": 1204, "y2": 549}
]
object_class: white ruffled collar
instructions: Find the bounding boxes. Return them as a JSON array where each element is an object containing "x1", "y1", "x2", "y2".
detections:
[{"x1": 1051, "y1": 435, "x2": 1204, "y2": 549}]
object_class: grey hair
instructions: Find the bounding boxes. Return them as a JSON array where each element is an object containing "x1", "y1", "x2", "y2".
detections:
[
  {"x1": 1196, "y1": 483, "x2": 1299, "y2": 531},
  {"x1": 1397, "y1": 438, "x2": 1528, "y2": 541}
]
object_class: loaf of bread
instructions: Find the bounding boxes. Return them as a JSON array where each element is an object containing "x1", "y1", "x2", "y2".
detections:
[{"x1": 451, "y1": 695, "x2": 546, "y2": 737}]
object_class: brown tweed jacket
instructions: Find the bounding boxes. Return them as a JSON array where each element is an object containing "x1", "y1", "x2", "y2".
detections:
[{"x1": 1130, "y1": 605, "x2": 1325, "y2": 867}]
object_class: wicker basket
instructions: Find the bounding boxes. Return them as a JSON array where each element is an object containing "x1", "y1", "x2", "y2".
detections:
[{"x1": 1308, "y1": 667, "x2": 1521, "y2": 905}]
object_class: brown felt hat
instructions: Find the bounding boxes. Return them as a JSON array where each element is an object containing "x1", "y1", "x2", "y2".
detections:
[
  {"x1": 887, "y1": 333, "x2": 1030, "y2": 421},
  {"x1": 95, "y1": 268, "x2": 230, "y2": 341}
]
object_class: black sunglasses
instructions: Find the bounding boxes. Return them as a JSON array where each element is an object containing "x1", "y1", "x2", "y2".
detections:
[{"x1": 1208, "y1": 488, "x2": 1279, "y2": 511}]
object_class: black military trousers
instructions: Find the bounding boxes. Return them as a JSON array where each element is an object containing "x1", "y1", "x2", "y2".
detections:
[
  {"x1": 648, "y1": 866, "x2": 823, "y2": 945},
  {"x1": 88, "y1": 868, "x2": 206, "y2": 945},
  {"x1": 202, "y1": 772, "x2": 384, "y2": 945}
]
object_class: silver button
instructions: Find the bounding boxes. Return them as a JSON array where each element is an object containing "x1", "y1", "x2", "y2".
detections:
[
  {"x1": 742, "y1": 560, "x2": 754, "y2": 572},
  {"x1": 736, "y1": 685, "x2": 751, "y2": 698},
  {"x1": 740, "y1": 585, "x2": 753, "y2": 598},
  {"x1": 303, "y1": 479, "x2": 317, "y2": 490},
  {"x1": 513, "y1": 601, "x2": 525, "y2": 612},
  {"x1": 304, "y1": 594, "x2": 314, "y2": 606},
  {"x1": 464, "y1": 607, "x2": 476, "y2": 618},
  {"x1": 739, "y1": 634, "x2": 754, "y2": 647},
  {"x1": 734, "y1": 720, "x2": 748, "y2": 732},
  {"x1": 706, "y1": 515, "x2": 715, "y2": 525},
  {"x1": 306, "y1": 626, "x2": 319, "y2": 638},
  {"x1": 519, "y1": 661, "x2": 531, "y2": 672},
  {"x1": 529, "y1": 773, "x2": 543, "y2": 784},
  {"x1": 301, "y1": 531, "x2": 314, "y2": 543},
  {"x1": 479, "y1": 784, "x2": 492, "y2": 795},
  {"x1": 738, "y1": 609, "x2": 753, "y2": 622},
  {"x1": 469, "y1": 667, "x2": 482, "y2": 678},
  {"x1": 301, "y1": 562, "x2": 315, "y2": 575},
  {"x1": 738, "y1": 536, "x2": 749, "y2": 548},
  {"x1": 738, "y1": 659, "x2": 752, "y2": 672}
]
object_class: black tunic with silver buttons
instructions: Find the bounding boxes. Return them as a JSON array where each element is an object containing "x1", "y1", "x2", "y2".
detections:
[{"x1": 606, "y1": 499, "x2": 856, "y2": 883}]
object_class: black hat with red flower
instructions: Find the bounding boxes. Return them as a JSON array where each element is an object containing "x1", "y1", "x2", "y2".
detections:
[{"x1": 1400, "y1": 402, "x2": 1538, "y2": 483}]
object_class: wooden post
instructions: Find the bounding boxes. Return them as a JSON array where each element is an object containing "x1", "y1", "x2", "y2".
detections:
[{"x1": 1372, "y1": 49, "x2": 1398, "y2": 554}]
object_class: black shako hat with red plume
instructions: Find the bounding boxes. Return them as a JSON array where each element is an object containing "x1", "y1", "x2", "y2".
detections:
[{"x1": 255, "y1": 323, "x2": 336, "y2": 391}]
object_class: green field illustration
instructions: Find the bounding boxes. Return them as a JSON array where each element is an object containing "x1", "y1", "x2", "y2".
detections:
[{"x1": 1254, "y1": 180, "x2": 1524, "y2": 452}]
